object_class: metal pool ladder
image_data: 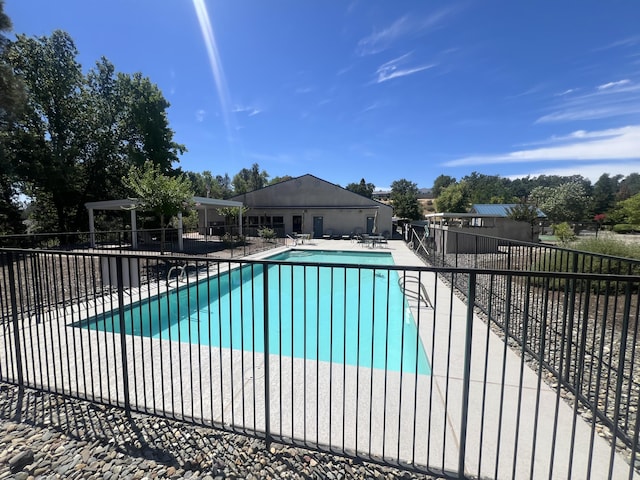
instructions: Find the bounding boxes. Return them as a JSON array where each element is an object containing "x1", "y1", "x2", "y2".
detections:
[
  {"x1": 398, "y1": 274, "x2": 433, "y2": 309},
  {"x1": 167, "y1": 263, "x2": 189, "y2": 284}
]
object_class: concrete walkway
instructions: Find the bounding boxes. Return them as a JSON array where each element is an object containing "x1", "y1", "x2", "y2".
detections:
[{"x1": 249, "y1": 239, "x2": 637, "y2": 479}]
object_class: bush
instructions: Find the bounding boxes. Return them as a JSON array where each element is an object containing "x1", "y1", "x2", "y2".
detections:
[
  {"x1": 553, "y1": 222, "x2": 576, "y2": 245},
  {"x1": 530, "y1": 236, "x2": 640, "y2": 292},
  {"x1": 221, "y1": 233, "x2": 245, "y2": 246},
  {"x1": 576, "y1": 237, "x2": 640, "y2": 261},
  {"x1": 613, "y1": 224, "x2": 640, "y2": 234},
  {"x1": 258, "y1": 227, "x2": 277, "y2": 241}
]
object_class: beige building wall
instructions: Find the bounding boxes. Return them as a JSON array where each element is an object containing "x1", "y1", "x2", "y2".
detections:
[{"x1": 200, "y1": 174, "x2": 393, "y2": 238}]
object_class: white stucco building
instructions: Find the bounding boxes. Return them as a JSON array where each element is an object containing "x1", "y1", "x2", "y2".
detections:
[{"x1": 201, "y1": 174, "x2": 394, "y2": 239}]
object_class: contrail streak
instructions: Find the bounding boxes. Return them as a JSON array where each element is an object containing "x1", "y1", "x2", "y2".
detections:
[{"x1": 192, "y1": 0, "x2": 236, "y2": 143}]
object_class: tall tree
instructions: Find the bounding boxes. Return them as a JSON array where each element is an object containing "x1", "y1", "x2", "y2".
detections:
[
  {"x1": 432, "y1": 175, "x2": 456, "y2": 198},
  {"x1": 616, "y1": 193, "x2": 640, "y2": 225},
  {"x1": 530, "y1": 182, "x2": 590, "y2": 224},
  {"x1": 0, "y1": 0, "x2": 26, "y2": 233},
  {"x1": 5, "y1": 30, "x2": 184, "y2": 232},
  {"x1": 232, "y1": 163, "x2": 268, "y2": 194},
  {"x1": 618, "y1": 173, "x2": 640, "y2": 200},
  {"x1": 590, "y1": 173, "x2": 622, "y2": 217},
  {"x1": 461, "y1": 172, "x2": 513, "y2": 204},
  {"x1": 118, "y1": 71, "x2": 184, "y2": 172},
  {"x1": 268, "y1": 175, "x2": 293, "y2": 185},
  {"x1": 435, "y1": 182, "x2": 470, "y2": 213},
  {"x1": 390, "y1": 178, "x2": 422, "y2": 220},
  {"x1": 8, "y1": 30, "x2": 86, "y2": 233},
  {"x1": 345, "y1": 178, "x2": 375, "y2": 198}
]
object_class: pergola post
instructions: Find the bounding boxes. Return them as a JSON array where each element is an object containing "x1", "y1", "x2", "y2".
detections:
[
  {"x1": 130, "y1": 209, "x2": 138, "y2": 249},
  {"x1": 204, "y1": 207, "x2": 208, "y2": 241},
  {"x1": 177, "y1": 212, "x2": 184, "y2": 251},
  {"x1": 239, "y1": 209, "x2": 243, "y2": 236},
  {"x1": 88, "y1": 208, "x2": 95, "y2": 248}
]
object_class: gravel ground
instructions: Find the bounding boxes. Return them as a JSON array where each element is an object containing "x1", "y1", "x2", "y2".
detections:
[{"x1": 0, "y1": 384, "x2": 436, "y2": 480}]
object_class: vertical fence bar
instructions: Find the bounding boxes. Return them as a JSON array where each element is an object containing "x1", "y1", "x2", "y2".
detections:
[
  {"x1": 609, "y1": 281, "x2": 632, "y2": 479},
  {"x1": 115, "y1": 257, "x2": 131, "y2": 414},
  {"x1": 7, "y1": 251, "x2": 24, "y2": 388},
  {"x1": 458, "y1": 271, "x2": 476, "y2": 476},
  {"x1": 262, "y1": 262, "x2": 271, "y2": 447}
]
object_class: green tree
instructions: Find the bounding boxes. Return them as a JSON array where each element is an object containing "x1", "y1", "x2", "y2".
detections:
[
  {"x1": 5, "y1": 30, "x2": 184, "y2": 232},
  {"x1": 462, "y1": 172, "x2": 513, "y2": 204},
  {"x1": 7, "y1": 30, "x2": 86, "y2": 233},
  {"x1": 346, "y1": 178, "x2": 375, "y2": 198},
  {"x1": 432, "y1": 175, "x2": 456, "y2": 198},
  {"x1": 123, "y1": 160, "x2": 193, "y2": 254},
  {"x1": 117, "y1": 72, "x2": 184, "y2": 172},
  {"x1": 618, "y1": 173, "x2": 640, "y2": 200},
  {"x1": 0, "y1": 0, "x2": 26, "y2": 233},
  {"x1": 268, "y1": 175, "x2": 293, "y2": 185},
  {"x1": 390, "y1": 179, "x2": 422, "y2": 220},
  {"x1": 233, "y1": 163, "x2": 269, "y2": 194},
  {"x1": 590, "y1": 173, "x2": 622, "y2": 217},
  {"x1": 435, "y1": 182, "x2": 470, "y2": 213},
  {"x1": 507, "y1": 203, "x2": 539, "y2": 223},
  {"x1": 617, "y1": 193, "x2": 640, "y2": 225},
  {"x1": 530, "y1": 182, "x2": 589, "y2": 224}
]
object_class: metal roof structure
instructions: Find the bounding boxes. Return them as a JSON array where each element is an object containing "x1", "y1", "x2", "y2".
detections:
[
  {"x1": 471, "y1": 204, "x2": 546, "y2": 218},
  {"x1": 84, "y1": 197, "x2": 243, "y2": 250}
]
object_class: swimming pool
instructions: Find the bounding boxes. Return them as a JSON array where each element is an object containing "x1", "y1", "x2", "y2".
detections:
[{"x1": 80, "y1": 250, "x2": 430, "y2": 375}]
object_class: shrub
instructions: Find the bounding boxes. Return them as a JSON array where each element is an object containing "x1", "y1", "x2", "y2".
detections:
[
  {"x1": 553, "y1": 222, "x2": 576, "y2": 245},
  {"x1": 530, "y1": 236, "x2": 640, "y2": 292},
  {"x1": 613, "y1": 224, "x2": 640, "y2": 234},
  {"x1": 258, "y1": 227, "x2": 277, "y2": 241},
  {"x1": 221, "y1": 233, "x2": 245, "y2": 246}
]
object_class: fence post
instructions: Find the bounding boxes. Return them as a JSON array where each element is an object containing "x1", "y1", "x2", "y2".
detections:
[
  {"x1": 7, "y1": 251, "x2": 24, "y2": 388},
  {"x1": 115, "y1": 257, "x2": 131, "y2": 414},
  {"x1": 458, "y1": 271, "x2": 476, "y2": 476},
  {"x1": 262, "y1": 264, "x2": 271, "y2": 447}
]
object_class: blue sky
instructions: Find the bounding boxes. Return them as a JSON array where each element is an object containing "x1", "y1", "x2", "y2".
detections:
[{"x1": 6, "y1": 1, "x2": 640, "y2": 190}]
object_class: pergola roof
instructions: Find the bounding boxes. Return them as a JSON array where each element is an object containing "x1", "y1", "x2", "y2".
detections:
[
  {"x1": 84, "y1": 197, "x2": 244, "y2": 250},
  {"x1": 84, "y1": 196, "x2": 242, "y2": 211}
]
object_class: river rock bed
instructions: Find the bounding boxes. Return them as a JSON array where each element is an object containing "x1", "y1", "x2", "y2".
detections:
[{"x1": 0, "y1": 384, "x2": 434, "y2": 480}]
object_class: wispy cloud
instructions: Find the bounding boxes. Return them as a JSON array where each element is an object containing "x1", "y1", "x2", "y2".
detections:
[
  {"x1": 556, "y1": 88, "x2": 578, "y2": 96},
  {"x1": 356, "y1": 8, "x2": 455, "y2": 56},
  {"x1": 233, "y1": 105, "x2": 262, "y2": 117},
  {"x1": 357, "y1": 15, "x2": 411, "y2": 56},
  {"x1": 598, "y1": 79, "x2": 631, "y2": 90},
  {"x1": 508, "y1": 162, "x2": 640, "y2": 183},
  {"x1": 375, "y1": 52, "x2": 435, "y2": 83},
  {"x1": 445, "y1": 125, "x2": 640, "y2": 166},
  {"x1": 594, "y1": 35, "x2": 640, "y2": 52},
  {"x1": 536, "y1": 79, "x2": 640, "y2": 123},
  {"x1": 196, "y1": 109, "x2": 206, "y2": 122}
]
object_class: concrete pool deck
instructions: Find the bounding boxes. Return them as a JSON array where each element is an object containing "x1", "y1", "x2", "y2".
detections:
[
  {"x1": 249, "y1": 238, "x2": 637, "y2": 479},
  {"x1": 1, "y1": 238, "x2": 636, "y2": 479}
]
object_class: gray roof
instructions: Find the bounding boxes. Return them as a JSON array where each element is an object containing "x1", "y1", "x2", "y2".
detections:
[{"x1": 471, "y1": 204, "x2": 546, "y2": 217}]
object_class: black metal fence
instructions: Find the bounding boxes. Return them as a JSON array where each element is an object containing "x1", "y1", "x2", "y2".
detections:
[
  {"x1": 1, "y1": 245, "x2": 639, "y2": 479},
  {"x1": 0, "y1": 226, "x2": 285, "y2": 257}
]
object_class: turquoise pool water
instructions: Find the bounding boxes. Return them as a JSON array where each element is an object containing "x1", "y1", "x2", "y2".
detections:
[{"x1": 81, "y1": 250, "x2": 430, "y2": 375}]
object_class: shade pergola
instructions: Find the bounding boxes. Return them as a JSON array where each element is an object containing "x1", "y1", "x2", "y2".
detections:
[{"x1": 85, "y1": 196, "x2": 243, "y2": 250}]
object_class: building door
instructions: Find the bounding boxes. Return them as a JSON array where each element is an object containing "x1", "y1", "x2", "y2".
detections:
[
  {"x1": 292, "y1": 215, "x2": 302, "y2": 233},
  {"x1": 366, "y1": 216, "x2": 375, "y2": 234},
  {"x1": 313, "y1": 216, "x2": 323, "y2": 238}
]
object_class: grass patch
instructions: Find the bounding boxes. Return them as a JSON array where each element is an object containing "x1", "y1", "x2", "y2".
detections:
[
  {"x1": 575, "y1": 236, "x2": 640, "y2": 261},
  {"x1": 530, "y1": 237, "x2": 640, "y2": 292}
]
